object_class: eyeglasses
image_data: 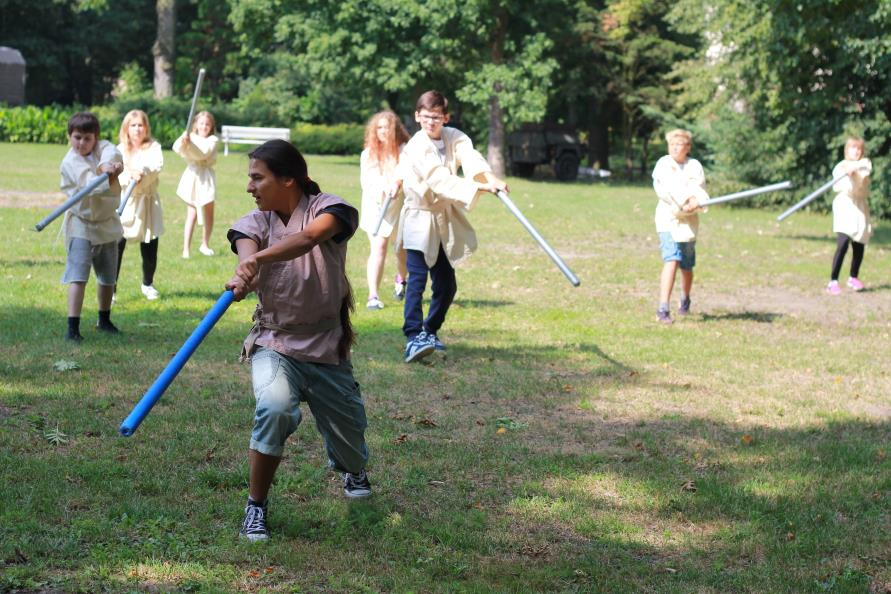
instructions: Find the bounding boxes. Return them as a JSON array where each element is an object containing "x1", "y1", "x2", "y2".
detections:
[{"x1": 418, "y1": 113, "x2": 444, "y2": 123}]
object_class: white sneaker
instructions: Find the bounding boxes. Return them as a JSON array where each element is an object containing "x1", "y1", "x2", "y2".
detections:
[
  {"x1": 141, "y1": 284, "x2": 160, "y2": 300},
  {"x1": 199, "y1": 245, "x2": 215, "y2": 257}
]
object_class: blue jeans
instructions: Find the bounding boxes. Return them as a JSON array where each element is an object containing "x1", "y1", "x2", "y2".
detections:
[
  {"x1": 249, "y1": 347, "x2": 368, "y2": 472},
  {"x1": 403, "y1": 246, "x2": 456, "y2": 340}
]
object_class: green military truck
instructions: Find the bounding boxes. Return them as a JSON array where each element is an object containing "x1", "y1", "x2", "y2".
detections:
[{"x1": 507, "y1": 124, "x2": 584, "y2": 181}]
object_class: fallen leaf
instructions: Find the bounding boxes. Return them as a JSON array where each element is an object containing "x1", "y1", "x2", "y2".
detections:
[
  {"x1": 877, "y1": 449, "x2": 886, "y2": 461},
  {"x1": 248, "y1": 570, "x2": 261, "y2": 578},
  {"x1": 53, "y1": 359, "x2": 80, "y2": 372},
  {"x1": 476, "y1": 420, "x2": 485, "y2": 426},
  {"x1": 680, "y1": 480, "x2": 696, "y2": 492},
  {"x1": 741, "y1": 434, "x2": 754, "y2": 446},
  {"x1": 633, "y1": 441, "x2": 644, "y2": 451},
  {"x1": 428, "y1": 480, "x2": 445, "y2": 486},
  {"x1": 664, "y1": 567, "x2": 677, "y2": 574},
  {"x1": 496, "y1": 427, "x2": 507, "y2": 435},
  {"x1": 441, "y1": 394, "x2": 450, "y2": 400},
  {"x1": 416, "y1": 418, "x2": 438, "y2": 427},
  {"x1": 562, "y1": 384, "x2": 573, "y2": 393},
  {"x1": 393, "y1": 434, "x2": 408, "y2": 444},
  {"x1": 785, "y1": 532, "x2": 795, "y2": 541},
  {"x1": 834, "y1": 376, "x2": 843, "y2": 383},
  {"x1": 519, "y1": 543, "x2": 550, "y2": 557},
  {"x1": 204, "y1": 448, "x2": 216, "y2": 461}
]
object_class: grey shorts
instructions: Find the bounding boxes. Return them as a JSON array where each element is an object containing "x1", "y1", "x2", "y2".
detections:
[
  {"x1": 249, "y1": 347, "x2": 369, "y2": 472},
  {"x1": 62, "y1": 238, "x2": 119, "y2": 285}
]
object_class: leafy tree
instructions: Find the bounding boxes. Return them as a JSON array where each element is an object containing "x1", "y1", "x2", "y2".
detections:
[
  {"x1": 669, "y1": 0, "x2": 891, "y2": 214},
  {"x1": 0, "y1": 0, "x2": 155, "y2": 105}
]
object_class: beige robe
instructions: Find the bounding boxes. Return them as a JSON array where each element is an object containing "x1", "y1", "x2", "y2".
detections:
[
  {"x1": 395, "y1": 127, "x2": 492, "y2": 267},
  {"x1": 117, "y1": 140, "x2": 164, "y2": 242},
  {"x1": 59, "y1": 140, "x2": 123, "y2": 244},
  {"x1": 231, "y1": 193, "x2": 356, "y2": 365},
  {"x1": 832, "y1": 158, "x2": 872, "y2": 244},
  {"x1": 652, "y1": 155, "x2": 709, "y2": 242},
  {"x1": 358, "y1": 146, "x2": 403, "y2": 238},
  {"x1": 173, "y1": 133, "x2": 218, "y2": 209}
]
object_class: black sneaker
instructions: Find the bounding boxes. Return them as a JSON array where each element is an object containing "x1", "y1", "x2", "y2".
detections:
[
  {"x1": 96, "y1": 321, "x2": 120, "y2": 334},
  {"x1": 239, "y1": 501, "x2": 269, "y2": 542},
  {"x1": 65, "y1": 330, "x2": 84, "y2": 342},
  {"x1": 342, "y1": 470, "x2": 372, "y2": 498}
]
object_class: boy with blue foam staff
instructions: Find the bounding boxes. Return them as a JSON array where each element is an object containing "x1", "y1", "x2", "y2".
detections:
[
  {"x1": 226, "y1": 139, "x2": 371, "y2": 542},
  {"x1": 59, "y1": 112, "x2": 124, "y2": 342}
]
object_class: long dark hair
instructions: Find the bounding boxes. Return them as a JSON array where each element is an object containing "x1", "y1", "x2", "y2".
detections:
[
  {"x1": 249, "y1": 139, "x2": 356, "y2": 359},
  {"x1": 248, "y1": 139, "x2": 321, "y2": 196}
]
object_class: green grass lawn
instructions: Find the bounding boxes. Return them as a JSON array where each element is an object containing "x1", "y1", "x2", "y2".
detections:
[{"x1": 1, "y1": 142, "x2": 889, "y2": 593}]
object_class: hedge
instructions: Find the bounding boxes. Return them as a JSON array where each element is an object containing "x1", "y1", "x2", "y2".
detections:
[{"x1": 0, "y1": 102, "x2": 364, "y2": 155}]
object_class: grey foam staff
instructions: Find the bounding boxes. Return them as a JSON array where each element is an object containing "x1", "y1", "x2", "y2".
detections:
[
  {"x1": 116, "y1": 179, "x2": 138, "y2": 216},
  {"x1": 698, "y1": 180, "x2": 793, "y2": 207},
  {"x1": 777, "y1": 173, "x2": 849, "y2": 222},
  {"x1": 183, "y1": 68, "x2": 206, "y2": 136},
  {"x1": 34, "y1": 173, "x2": 109, "y2": 231},
  {"x1": 372, "y1": 191, "x2": 395, "y2": 236},
  {"x1": 495, "y1": 190, "x2": 581, "y2": 287}
]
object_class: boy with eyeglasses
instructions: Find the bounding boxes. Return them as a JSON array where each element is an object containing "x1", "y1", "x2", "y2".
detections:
[{"x1": 394, "y1": 90, "x2": 507, "y2": 362}]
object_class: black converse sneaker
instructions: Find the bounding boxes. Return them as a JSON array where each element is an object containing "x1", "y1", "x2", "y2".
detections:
[
  {"x1": 342, "y1": 470, "x2": 372, "y2": 498},
  {"x1": 239, "y1": 500, "x2": 269, "y2": 541}
]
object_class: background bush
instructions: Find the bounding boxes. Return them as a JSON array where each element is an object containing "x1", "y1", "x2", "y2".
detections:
[{"x1": 0, "y1": 100, "x2": 365, "y2": 156}]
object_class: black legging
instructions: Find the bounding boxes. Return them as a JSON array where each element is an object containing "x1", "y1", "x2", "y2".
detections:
[
  {"x1": 117, "y1": 237, "x2": 159, "y2": 286},
  {"x1": 831, "y1": 233, "x2": 864, "y2": 281}
]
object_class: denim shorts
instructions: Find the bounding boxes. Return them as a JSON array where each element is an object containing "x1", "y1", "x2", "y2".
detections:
[
  {"x1": 62, "y1": 238, "x2": 119, "y2": 285},
  {"x1": 249, "y1": 347, "x2": 369, "y2": 472},
  {"x1": 658, "y1": 232, "x2": 696, "y2": 270}
]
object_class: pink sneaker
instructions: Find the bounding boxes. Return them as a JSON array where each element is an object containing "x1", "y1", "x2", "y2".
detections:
[
  {"x1": 847, "y1": 277, "x2": 865, "y2": 292},
  {"x1": 826, "y1": 280, "x2": 841, "y2": 295}
]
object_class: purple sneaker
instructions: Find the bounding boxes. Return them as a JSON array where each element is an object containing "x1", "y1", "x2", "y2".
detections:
[
  {"x1": 826, "y1": 280, "x2": 842, "y2": 295},
  {"x1": 656, "y1": 309, "x2": 673, "y2": 325},
  {"x1": 678, "y1": 297, "x2": 691, "y2": 316},
  {"x1": 847, "y1": 277, "x2": 865, "y2": 292}
]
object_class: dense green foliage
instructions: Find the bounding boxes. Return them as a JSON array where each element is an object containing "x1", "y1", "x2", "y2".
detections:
[
  {"x1": 1, "y1": 0, "x2": 887, "y2": 212},
  {"x1": 0, "y1": 104, "x2": 364, "y2": 155}
]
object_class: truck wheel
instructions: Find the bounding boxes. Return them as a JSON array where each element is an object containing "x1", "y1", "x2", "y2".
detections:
[
  {"x1": 554, "y1": 153, "x2": 580, "y2": 181},
  {"x1": 511, "y1": 162, "x2": 536, "y2": 178}
]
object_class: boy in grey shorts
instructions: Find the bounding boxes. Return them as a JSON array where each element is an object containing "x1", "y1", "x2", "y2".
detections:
[
  {"x1": 226, "y1": 140, "x2": 370, "y2": 542},
  {"x1": 60, "y1": 112, "x2": 124, "y2": 341}
]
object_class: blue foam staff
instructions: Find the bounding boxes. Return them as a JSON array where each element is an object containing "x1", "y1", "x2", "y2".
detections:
[
  {"x1": 777, "y1": 174, "x2": 848, "y2": 222},
  {"x1": 698, "y1": 180, "x2": 792, "y2": 207},
  {"x1": 117, "y1": 179, "x2": 138, "y2": 216},
  {"x1": 119, "y1": 290, "x2": 236, "y2": 437},
  {"x1": 496, "y1": 190, "x2": 580, "y2": 287},
  {"x1": 34, "y1": 173, "x2": 109, "y2": 231}
]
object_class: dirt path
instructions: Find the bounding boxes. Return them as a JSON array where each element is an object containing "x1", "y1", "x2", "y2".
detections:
[{"x1": 0, "y1": 190, "x2": 66, "y2": 209}]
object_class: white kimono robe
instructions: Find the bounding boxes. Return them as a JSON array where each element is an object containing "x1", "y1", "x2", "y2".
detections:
[
  {"x1": 173, "y1": 133, "x2": 218, "y2": 209},
  {"x1": 358, "y1": 146, "x2": 403, "y2": 238},
  {"x1": 59, "y1": 140, "x2": 123, "y2": 244},
  {"x1": 652, "y1": 155, "x2": 709, "y2": 242},
  {"x1": 832, "y1": 158, "x2": 872, "y2": 244},
  {"x1": 395, "y1": 127, "x2": 492, "y2": 267},
  {"x1": 117, "y1": 140, "x2": 164, "y2": 243}
]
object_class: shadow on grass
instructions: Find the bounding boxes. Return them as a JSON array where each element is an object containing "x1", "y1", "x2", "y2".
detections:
[
  {"x1": 779, "y1": 228, "x2": 891, "y2": 247},
  {"x1": 699, "y1": 311, "x2": 783, "y2": 323}
]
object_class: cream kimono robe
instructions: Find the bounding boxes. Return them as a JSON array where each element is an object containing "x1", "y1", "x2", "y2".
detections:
[
  {"x1": 395, "y1": 127, "x2": 492, "y2": 267},
  {"x1": 59, "y1": 140, "x2": 123, "y2": 244},
  {"x1": 652, "y1": 155, "x2": 709, "y2": 242},
  {"x1": 358, "y1": 146, "x2": 403, "y2": 238},
  {"x1": 117, "y1": 140, "x2": 164, "y2": 242},
  {"x1": 832, "y1": 158, "x2": 872, "y2": 244},
  {"x1": 173, "y1": 133, "x2": 218, "y2": 209}
]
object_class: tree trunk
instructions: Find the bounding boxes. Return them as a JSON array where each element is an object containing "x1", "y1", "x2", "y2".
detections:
[
  {"x1": 153, "y1": 0, "x2": 175, "y2": 99},
  {"x1": 587, "y1": 99, "x2": 610, "y2": 170},
  {"x1": 486, "y1": 6, "x2": 507, "y2": 178},
  {"x1": 623, "y1": 107, "x2": 634, "y2": 179},
  {"x1": 641, "y1": 136, "x2": 649, "y2": 176}
]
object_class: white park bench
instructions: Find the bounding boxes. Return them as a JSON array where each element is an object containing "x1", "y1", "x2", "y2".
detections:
[{"x1": 221, "y1": 125, "x2": 291, "y2": 155}]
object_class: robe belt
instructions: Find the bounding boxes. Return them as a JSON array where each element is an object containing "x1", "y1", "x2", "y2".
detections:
[{"x1": 241, "y1": 304, "x2": 340, "y2": 361}]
